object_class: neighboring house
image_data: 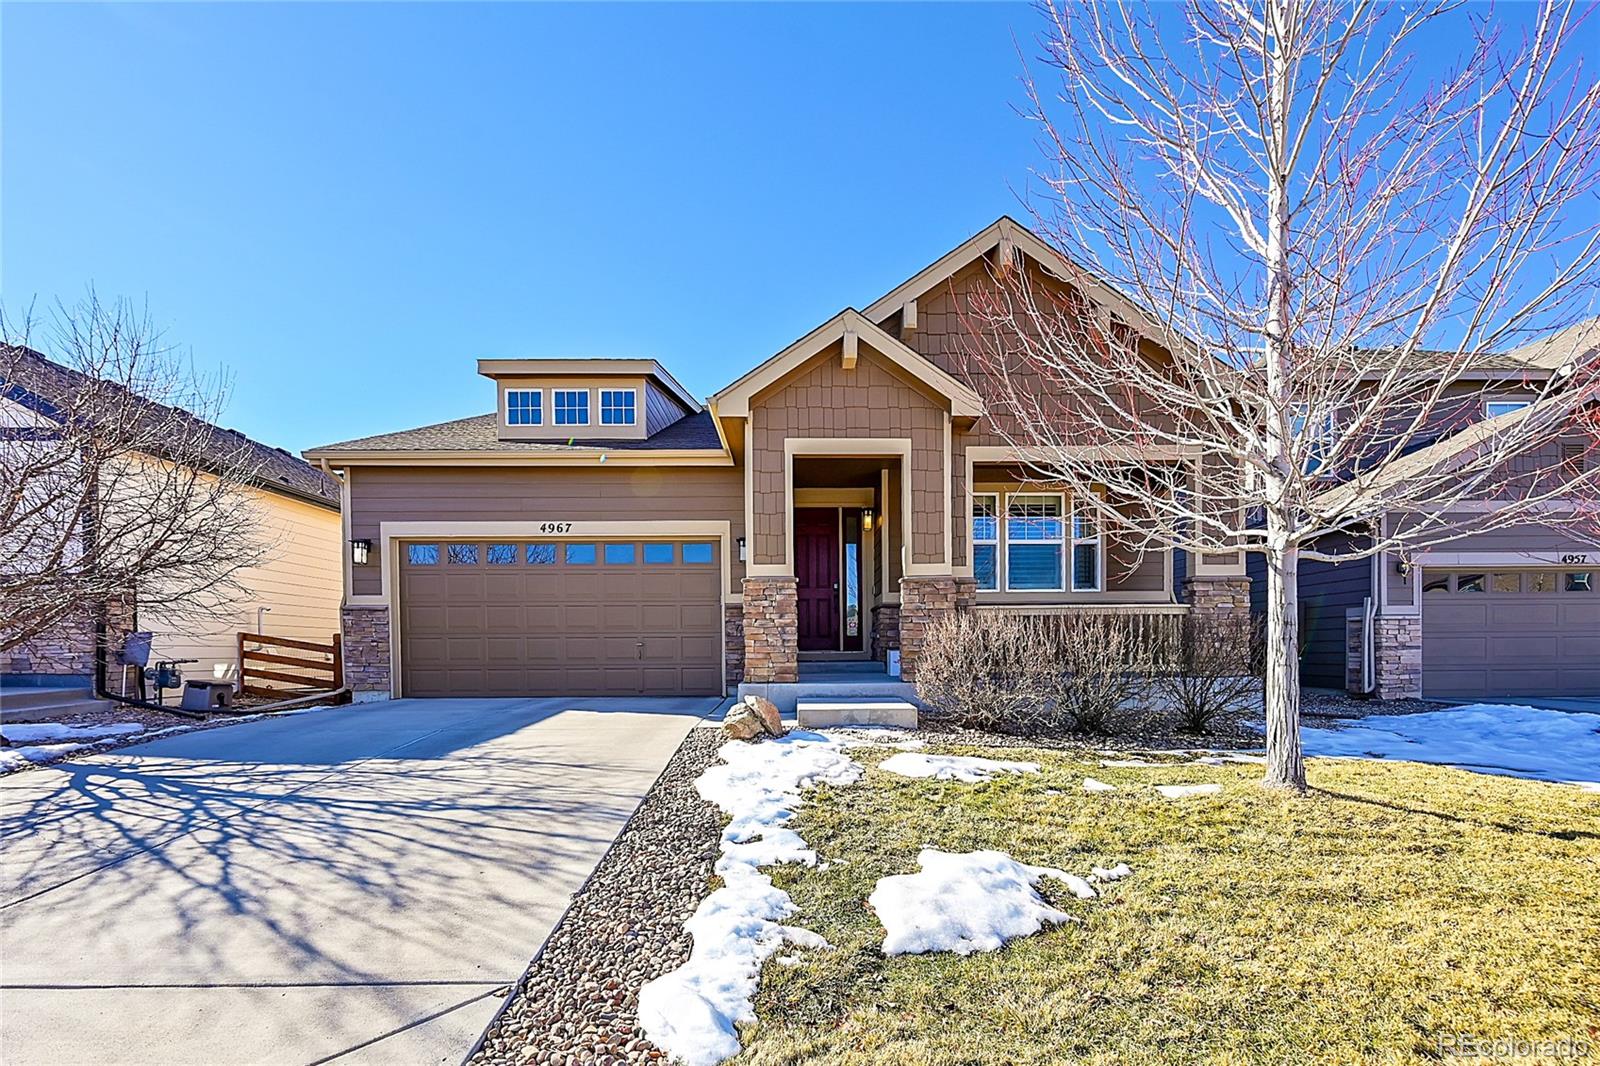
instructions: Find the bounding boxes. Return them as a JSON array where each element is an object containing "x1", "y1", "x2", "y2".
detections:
[
  {"x1": 306, "y1": 217, "x2": 1228, "y2": 701},
  {"x1": 1246, "y1": 320, "x2": 1600, "y2": 702},
  {"x1": 1, "y1": 347, "x2": 343, "y2": 691}
]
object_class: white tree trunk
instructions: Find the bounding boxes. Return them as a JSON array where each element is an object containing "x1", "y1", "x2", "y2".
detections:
[{"x1": 1262, "y1": 539, "x2": 1306, "y2": 790}]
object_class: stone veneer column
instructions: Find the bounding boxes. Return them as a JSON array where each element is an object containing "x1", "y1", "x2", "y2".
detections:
[
  {"x1": 723, "y1": 604, "x2": 745, "y2": 691},
  {"x1": 871, "y1": 604, "x2": 901, "y2": 661},
  {"x1": 1180, "y1": 576, "x2": 1252, "y2": 619},
  {"x1": 1371, "y1": 615, "x2": 1422, "y2": 700},
  {"x1": 341, "y1": 604, "x2": 392, "y2": 699},
  {"x1": 897, "y1": 576, "x2": 967, "y2": 683},
  {"x1": 741, "y1": 577, "x2": 798, "y2": 684}
]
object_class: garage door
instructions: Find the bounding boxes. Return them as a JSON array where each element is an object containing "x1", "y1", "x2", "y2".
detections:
[
  {"x1": 1422, "y1": 568, "x2": 1600, "y2": 699},
  {"x1": 400, "y1": 539, "x2": 722, "y2": 698}
]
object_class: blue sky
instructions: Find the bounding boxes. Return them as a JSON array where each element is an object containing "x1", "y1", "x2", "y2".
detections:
[{"x1": 2, "y1": 2, "x2": 1046, "y2": 454}]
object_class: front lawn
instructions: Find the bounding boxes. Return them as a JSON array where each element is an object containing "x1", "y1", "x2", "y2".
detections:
[{"x1": 741, "y1": 747, "x2": 1599, "y2": 1065}]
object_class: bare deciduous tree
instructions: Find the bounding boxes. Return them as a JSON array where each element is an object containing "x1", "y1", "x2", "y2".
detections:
[
  {"x1": 962, "y1": 0, "x2": 1600, "y2": 789},
  {"x1": 1, "y1": 294, "x2": 270, "y2": 661}
]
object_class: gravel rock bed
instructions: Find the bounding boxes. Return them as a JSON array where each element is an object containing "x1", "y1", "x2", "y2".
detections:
[
  {"x1": 917, "y1": 690, "x2": 1449, "y2": 754},
  {"x1": 468, "y1": 727, "x2": 724, "y2": 1066}
]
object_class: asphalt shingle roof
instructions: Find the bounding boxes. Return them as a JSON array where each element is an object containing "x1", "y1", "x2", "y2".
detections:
[
  {"x1": 307, "y1": 408, "x2": 724, "y2": 454},
  {"x1": 2, "y1": 344, "x2": 339, "y2": 508}
]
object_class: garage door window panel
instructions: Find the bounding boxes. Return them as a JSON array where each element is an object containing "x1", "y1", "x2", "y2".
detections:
[
  {"x1": 1455, "y1": 573, "x2": 1486, "y2": 593},
  {"x1": 487, "y1": 543, "x2": 518, "y2": 565},
  {"x1": 566, "y1": 543, "x2": 597, "y2": 565},
  {"x1": 682, "y1": 543, "x2": 715, "y2": 564},
  {"x1": 644, "y1": 543, "x2": 675, "y2": 564},
  {"x1": 448, "y1": 544, "x2": 479, "y2": 565},
  {"x1": 604, "y1": 543, "x2": 637, "y2": 565},
  {"x1": 526, "y1": 544, "x2": 557, "y2": 565},
  {"x1": 408, "y1": 544, "x2": 440, "y2": 566},
  {"x1": 1567, "y1": 572, "x2": 1593, "y2": 592},
  {"x1": 1491, "y1": 573, "x2": 1521, "y2": 594}
]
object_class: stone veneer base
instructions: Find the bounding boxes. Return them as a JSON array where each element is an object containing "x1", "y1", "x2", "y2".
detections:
[
  {"x1": 741, "y1": 577, "x2": 798, "y2": 684},
  {"x1": 341, "y1": 604, "x2": 392, "y2": 697}
]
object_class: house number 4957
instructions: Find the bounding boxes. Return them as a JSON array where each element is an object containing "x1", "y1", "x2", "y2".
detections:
[
  {"x1": 539, "y1": 522, "x2": 573, "y2": 534},
  {"x1": 1560, "y1": 553, "x2": 1588, "y2": 564}
]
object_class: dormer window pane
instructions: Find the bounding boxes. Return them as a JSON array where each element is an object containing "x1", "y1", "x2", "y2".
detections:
[
  {"x1": 554, "y1": 390, "x2": 590, "y2": 426},
  {"x1": 506, "y1": 389, "x2": 542, "y2": 426},
  {"x1": 600, "y1": 389, "x2": 637, "y2": 426}
]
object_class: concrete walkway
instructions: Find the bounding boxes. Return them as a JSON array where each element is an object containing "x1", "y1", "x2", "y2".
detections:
[{"x1": 0, "y1": 696, "x2": 719, "y2": 1065}]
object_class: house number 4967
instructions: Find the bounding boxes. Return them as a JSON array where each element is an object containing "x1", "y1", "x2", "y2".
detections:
[{"x1": 539, "y1": 522, "x2": 573, "y2": 534}]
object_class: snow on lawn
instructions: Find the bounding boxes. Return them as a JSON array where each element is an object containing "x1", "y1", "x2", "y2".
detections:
[
  {"x1": 0, "y1": 722, "x2": 147, "y2": 773},
  {"x1": 877, "y1": 752, "x2": 1040, "y2": 782},
  {"x1": 638, "y1": 731, "x2": 861, "y2": 1066},
  {"x1": 1297, "y1": 704, "x2": 1600, "y2": 786},
  {"x1": 1155, "y1": 783, "x2": 1223, "y2": 799},
  {"x1": 869, "y1": 848, "x2": 1098, "y2": 956},
  {"x1": 1082, "y1": 778, "x2": 1117, "y2": 793}
]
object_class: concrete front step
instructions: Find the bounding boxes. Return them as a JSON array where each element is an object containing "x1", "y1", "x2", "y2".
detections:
[
  {"x1": 797, "y1": 699, "x2": 918, "y2": 729},
  {"x1": 738, "y1": 677, "x2": 919, "y2": 715}
]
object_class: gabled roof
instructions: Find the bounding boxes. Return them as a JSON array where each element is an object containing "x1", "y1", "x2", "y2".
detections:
[
  {"x1": 2, "y1": 344, "x2": 339, "y2": 509},
  {"x1": 710, "y1": 309, "x2": 985, "y2": 419},
  {"x1": 303, "y1": 408, "x2": 726, "y2": 461},
  {"x1": 861, "y1": 215, "x2": 1173, "y2": 349}
]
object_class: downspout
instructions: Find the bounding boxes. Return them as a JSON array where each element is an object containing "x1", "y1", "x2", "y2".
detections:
[{"x1": 1360, "y1": 595, "x2": 1376, "y2": 696}]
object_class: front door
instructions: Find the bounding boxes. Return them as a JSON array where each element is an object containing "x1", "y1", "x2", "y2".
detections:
[{"x1": 795, "y1": 508, "x2": 840, "y2": 651}]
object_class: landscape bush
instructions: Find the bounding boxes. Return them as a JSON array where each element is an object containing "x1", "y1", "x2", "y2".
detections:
[
  {"x1": 1149, "y1": 612, "x2": 1265, "y2": 733},
  {"x1": 913, "y1": 612, "x2": 1051, "y2": 733}
]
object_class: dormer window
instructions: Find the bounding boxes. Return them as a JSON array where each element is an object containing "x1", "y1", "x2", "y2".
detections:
[
  {"x1": 600, "y1": 388, "x2": 637, "y2": 426},
  {"x1": 506, "y1": 389, "x2": 542, "y2": 426},
  {"x1": 1485, "y1": 397, "x2": 1532, "y2": 419},
  {"x1": 554, "y1": 389, "x2": 590, "y2": 426}
]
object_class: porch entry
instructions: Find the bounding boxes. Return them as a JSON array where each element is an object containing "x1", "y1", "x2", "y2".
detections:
[{"x1": 794, "y1": 507, "x2": 867, "y2": 653}]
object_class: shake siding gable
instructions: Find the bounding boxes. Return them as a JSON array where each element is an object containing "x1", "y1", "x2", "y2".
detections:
[{"x1": 746, "y1": 342, "x2": 948, "y2": 568}]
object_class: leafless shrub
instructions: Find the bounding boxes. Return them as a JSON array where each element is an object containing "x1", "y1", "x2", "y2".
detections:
[
  {"x1": 914, "y1": 612, "x2": 1051, "y2": 734},
  {"x1": 1037, "y1": 613, "x2": 1162, "y2": 735},
  {"x1": 1151, "y1": 613, "x2": 1266, "y2": 734}
]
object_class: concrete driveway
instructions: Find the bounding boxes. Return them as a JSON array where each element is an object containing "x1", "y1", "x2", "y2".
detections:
[{"x1": 0, "y1": 696, "x2": 720, "y2": 1065}]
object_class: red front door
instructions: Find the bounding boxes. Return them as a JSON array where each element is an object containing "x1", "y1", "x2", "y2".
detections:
[{"x1": 795, "y1": 508, "x2": 840, "y2": 651}]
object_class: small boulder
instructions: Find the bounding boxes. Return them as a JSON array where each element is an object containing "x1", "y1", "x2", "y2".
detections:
[
  {"x1": 722, "y1": 705, "x2": 766, "y2": 740},
  {"x1": 744, "y1": 694, "x2": 786, "y2": 737}
]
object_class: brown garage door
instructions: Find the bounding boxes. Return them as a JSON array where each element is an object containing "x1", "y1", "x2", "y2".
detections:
[
  {"x1": 400, "y1": 539, "x2": 722, "y2": 698},
  {"x1": 1422, "y1": 568, "x2": 1600, "y2": 699}
]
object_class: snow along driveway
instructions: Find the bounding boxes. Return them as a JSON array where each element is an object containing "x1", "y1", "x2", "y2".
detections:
[
  {"x1": 0, "y1": 696, "x2": 717, "y2": 1066},
  {"x1": 1297, "y1": 703, "x2": 1600, "y2": 787}
]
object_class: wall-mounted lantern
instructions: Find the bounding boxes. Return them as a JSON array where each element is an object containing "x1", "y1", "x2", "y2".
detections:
[
  {"x1": 737, "y1": 536, "x2": 747, "y2": 562},
  {"x1": 862, "y1": 507, "x2": 875, "y2": 532},
  {"x1": 350, "y1": 538, "x2": 372, "y2": 566},
  {"x1": 1394, "y1": 558, "x2": 1411, "y2": 578}
]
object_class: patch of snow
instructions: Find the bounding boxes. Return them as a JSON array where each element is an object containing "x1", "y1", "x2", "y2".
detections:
[
  {"x1": 1099, "y1": 758, "x2": 1165, "y2": 768},
  {"x1": 1082, "y1": 778, "x2": 1117, "y2": 793},
  {"x1": 1155, "y1": 783, "x2": 1223, "y2": 799},
  {"x1": 638, "y1": 731, "x2": 859, "y2": 1066},
  {"x1": 1, "y1": 721, "x2": 145, "y2": 743},
  {"x1": 1294, "y1": 704, "x2": 1600, "y2": 786},
  {"x1": 0, "y1": 743, "x2": 89, "y2": 773},
  {"x1": 1042, "y1": 788, "x2": 1062, "y2": 796},
  {"x1": 878, "y1": 752, "x2": 1040, "y2": 782},
  {"x1": 825, "y1": 726, "x2": 925, "y2": 750},
  {"x1": 870, "y1": 848, "x2": 1095, "y2": 957},
  {"x1": 1091, "y1": 863, "x2": 1133, "y2": 881},
  {"x1": 1188, "y1": 755, "x2": 1228, "y2": 766}
]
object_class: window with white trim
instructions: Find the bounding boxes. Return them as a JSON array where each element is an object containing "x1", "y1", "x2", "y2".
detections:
[
  {"x1": 599, "y1": 388, "x2": 637, "y2": 426},
  {"x1": 972, "y1": 494, "x2": 999, "y2": 591},
  {"x1": 1005, "y1": 493, "x2": 1064, "y2": 591},
  {"x1": 506, "y1": 389, "x2": 541, "y2": 426},
  {"x1": 553, "y1": 389, "x2": 590, "y2": 426},
  {"x1": 1484, "y1": 397, "x2": 1532, "y2": 419},
  {"x1": 1070, "y1": 501, "x2": 1103, "y2": 591},
  {"x1": 1290, "y1": 404, "x2": 1335, "y2": 472}
]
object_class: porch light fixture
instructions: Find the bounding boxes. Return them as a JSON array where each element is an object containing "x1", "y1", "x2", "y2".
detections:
[
  {"x1": 350, "y1": 539, "x2": 372, "y2": 566},
  {"x1": 737, "y1": 536, "x2": 747, "y2": 562},
  {"x1": 862, "y1": 507, "x2": 875, "y2": 532},
  {"x1": 1395, "y1": 558, "x2": 1411, "y2": 578}
]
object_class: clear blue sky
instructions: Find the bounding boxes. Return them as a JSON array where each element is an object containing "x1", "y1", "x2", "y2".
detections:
[{"x1": 2, "y1": 2, "x2": 1045, "y2": 454}]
